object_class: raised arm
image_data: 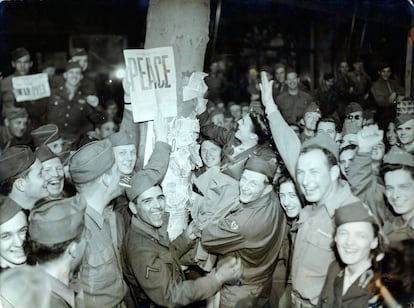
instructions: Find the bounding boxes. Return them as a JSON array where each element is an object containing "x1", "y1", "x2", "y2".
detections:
[{"x1": 259, "y1": 71, "x2": 301, "y2": 180}]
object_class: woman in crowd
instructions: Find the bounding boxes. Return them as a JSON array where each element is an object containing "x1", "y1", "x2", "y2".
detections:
[
  {"x1": 318, "y1": 202, "x2": 385, "y2": 307},
  {"x1": 195, "y1": 97, "x2": 277, "y2": 180},
  {"x1": 270, "y1": 170, "x2": 303, "y2": 308}
]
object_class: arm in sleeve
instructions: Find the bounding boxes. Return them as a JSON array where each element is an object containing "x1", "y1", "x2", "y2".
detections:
[
  {"x1": 266, "y1": 108, "x2": 301, "y2": 181},
  {"x1": 198, "y1": 110, "x2": 234, "y2": 146},
  {"x1": 130, "y1": 250, "x2": 222, "y2": 307},
  {"x1": 347, "y1": 151, "x2": 377, "y2": 196},
  {"x1": 139, "y1": 141, "x2": 171, "y2": 183},
  {"x1": 201, "y1": 216, "x2": 246, "y2": 255}
]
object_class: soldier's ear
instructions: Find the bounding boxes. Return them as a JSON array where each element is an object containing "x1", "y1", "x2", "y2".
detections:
[
  {"x1": 129, "y1": 201, "x2": 137, "y2": 215},
  {"x1": 4, "y1": 119, "x2": 10, "y2": 127},
  {"x1": 330, "y1": 165, "x2": 340, "y2": 181}
]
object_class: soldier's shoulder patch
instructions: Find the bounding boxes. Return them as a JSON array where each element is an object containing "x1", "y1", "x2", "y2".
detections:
[
  {"x1": 145, "y1": 265, "x2": 160, "y2": 279},
  {"x1": 230, "y1": 220, "x2": 239, "y2": 230}
]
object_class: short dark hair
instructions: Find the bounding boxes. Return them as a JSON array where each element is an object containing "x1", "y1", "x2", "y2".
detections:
[
  {"x1": 339, "y1": 144, "x2": 357, "y2": 157},
  {"x1": 381, "y1": 163, "x2": 414, "y2": 180},
  {"x1": 300, "y1": 145, "x2": 338, "y2": 167},
  {"x1": 317, "y1": 117, "x2": 338, "y2": 132}
]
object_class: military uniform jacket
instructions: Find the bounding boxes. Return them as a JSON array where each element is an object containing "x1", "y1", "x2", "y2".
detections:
[
  {"x1": 291, "y1": 181, "x2": 360, "y2": 305},
  {"x1": 122, "y1": 215, "x2": 222, "y2": 308},
  {"x1": 47, "y1": 86, "x2": 104, "y2": 142},
  {"x1": 383, "y1": 215, "x2": 414, "y2": 243},
  {"x1": 275, "y1": 90, "x2": 313, "y2": 125},
  {"x1": 80, "y1": 202, "x2": 127, "y2": 308},
  {"x1": 317, "y1": 261, "x2": 373, "y2": 308},
  {"x1": 43, "y1": 272, "x2": 85, "y2": 308},
  {"x1": 201, "y1": 190, "x2": 287, "y2": 299}
]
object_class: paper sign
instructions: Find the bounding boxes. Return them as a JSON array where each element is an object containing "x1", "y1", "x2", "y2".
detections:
[
  {"x1": 12, "y1": 73, "x2": 51, "y2": 102},
  {"x1": 124, "y1": 47, "x2": 177, "y2": 122}
]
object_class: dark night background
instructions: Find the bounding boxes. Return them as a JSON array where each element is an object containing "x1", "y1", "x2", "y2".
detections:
[{"x1": 1, "y1": 0, "x2": 413, "y2": 103}]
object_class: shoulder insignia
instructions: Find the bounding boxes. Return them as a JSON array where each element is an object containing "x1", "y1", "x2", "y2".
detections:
[
  {"x1": 145, "y1": 266, "x2": 159, "y2": 279},
  {"x1": 230, "y1": 220, "x2": 239, "y2": 230}
]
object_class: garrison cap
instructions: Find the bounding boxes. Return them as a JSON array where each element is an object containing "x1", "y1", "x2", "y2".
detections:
[
  {"x1": 244, "y1": 154, "x2": 276, "y2": 179},
  {"x1": 0, "y1": 195, "x2": 24, "y2": 225},
  {"x1": 0, "y1": 146, "x2": 36, "y2": 183},
  {"x1": 11, "y1": 47, "x2": 30, "y2": 61},
  {"x1": 395, "y1": 113, "x2": 414, "y2": 127},
  {"x1": 35, "y1": 144, "x2": 58, "y2": 163},
  {"x1": 126, "y1": 169, "x2": 161, "y2": 201},
  {"x1": 65, "y1": 61, "x2": 82, "y2": 72},
  {"x1": 29, "y1": 197, "x2": 85, "y2": 245},
  {"x1": 31, "y1": 124, "x2": 61, "y2": 148},
  {"x1": 345, "y1": 102, "x2": 363, "y2": 115},
  {"x1": 304, "y1": 101, "x2": 321, "y2": 115},
  {"x1": 383, "y1": 146, "x2": 414, "y2": 167},
  {"x1": 69, "y1": 139, "x2": 115, "y2": 184},
  {"x1": 335, "y1": 201, "x2": 378, "y2": 227},
  {"x1": 302, "y1": 132, "x2": 339, "y2": 160},
  {"x1": 4, "y1": 107, "x2": 28, "y2": 120},
  {"x1": 108, "y1": 130, "x2": 136, "y2": 147}
]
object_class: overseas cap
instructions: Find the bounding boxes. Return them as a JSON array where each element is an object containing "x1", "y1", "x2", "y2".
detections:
[
  {"x1": 302, "y1": 132, "x2": 339, "y2": 160},
  {"x1": 29, "y1": 197, "x2": 85, "y2": 245},
  {"x1": 383, "y1": 146, "x2": 414, "y2": 167},
  {"x1": 69, "y1": 139, "x2": 115, "y2": 184},
  {"x1": 0, "y1": 146, "x2": 36, "y2": 183},
  {"x1": 31, "y1": 124, "x2": 61, "y2": 148},
  {"x1": 35, "y1": 144, "x2": 58, "y2": 163},
  {"x1": 70, "y1": 48, "x2": 87, "y2": 58},
  {"x1": 109, "y1": 130, "x2": 136, "y2": 147},
  {"x1": 0, "y1": 195, "x2": 24, "y2": 225},
  {"x1": 244, "y1": 154, "x2": 276, "y2": 179},
  {"x1": 304, "y1": 101, "x2": 321, "y2": 115},
  {"x1": 335, "y1": 201, "x2": 378, "y2": 227},
  {"x1": 345, "y1": 102, "x2": 363, "y2": 115},
  {"x1": 65, "y1": 61, "x2": 82, "y2": 72},
  {"x1": 395, "y1": 113, "x2": 414, "y2": 127},
  {"x1": 11, "y1": 47, "x2": 30, "y2": 61},
  {"x1": 4, "y1": 107, "x2": 28, "y2": 121},
  {"x1": 126, "y1": 170, "x2": 161, "y2": 202}
]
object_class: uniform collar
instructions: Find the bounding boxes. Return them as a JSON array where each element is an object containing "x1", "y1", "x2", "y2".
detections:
[{"x1": 43, "y1": 271, "x2": 75, "y2": 307}]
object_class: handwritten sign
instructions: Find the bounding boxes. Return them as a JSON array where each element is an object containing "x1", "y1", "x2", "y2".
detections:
[
  {"x1": 12, "y1": 73, "x2": 51, "y2": 102},
  {"x1": 124, "y1": 47, "x2": 177, "y2": 122}
]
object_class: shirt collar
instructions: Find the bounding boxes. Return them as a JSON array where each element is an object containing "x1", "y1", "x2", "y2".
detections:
[
  {"x1": 131, "y1": 215, "x2": 161, "y2": 242},
  {"x1": 85, "y1": 205, "x2": 105, "y2": 229},
  {"x1": 43, "y1": 272, "x2": 75, "y2": 307},
  {"x1": 319, "y1": 180, "x2": 353, "y2": 218}
]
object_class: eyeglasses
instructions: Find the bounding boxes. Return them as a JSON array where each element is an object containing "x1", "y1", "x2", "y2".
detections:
[{"x1": 346, "y1": 114, "x2": 362, "y2": 121}]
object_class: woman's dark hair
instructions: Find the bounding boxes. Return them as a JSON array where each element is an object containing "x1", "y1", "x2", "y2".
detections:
[
  {"x1": 249, "y1": 111, "x2": 271, "y2": 144},
  {"x1": 377, "y1": 239, "x2": 414, "y2": 304}
]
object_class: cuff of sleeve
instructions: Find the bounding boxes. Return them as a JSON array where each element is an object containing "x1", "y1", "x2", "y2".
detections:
[{"x1": 265, "y1": 103, "x2": 278, "y2": 115}]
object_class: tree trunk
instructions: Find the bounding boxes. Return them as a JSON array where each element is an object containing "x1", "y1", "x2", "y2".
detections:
[{"x1": 143, "y1": 0, "x2": 210, "y2": 239}]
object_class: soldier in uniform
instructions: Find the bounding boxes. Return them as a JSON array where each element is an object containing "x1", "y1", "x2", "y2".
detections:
[
  {"x1": 68, "y1": 139, "x2": 128, "y2": 307},
  {"x1": 0, "y1": 195, "x2": 28, "y2": 272},
  {"x1": 28, "y1": 197, "x2": 88, "y2": 308},
  {"x1": 0, "y1": 107, "x2": 31, "y2": 151},
  {"x1": 201, "y1": 154, "x2": 287, "y2": 308},
  {"x1": 318, "y1": 202, "x2": 384, "y2": 307},
  {"x1": 122, "y1": 152, "x2": 242, "y2": 307},
  {"x1": 47, "y1": 62, "x2": 104, "y2": 145},
  {"x1": 0, "y1": 145, "x2": 48, "y2": 210}
]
